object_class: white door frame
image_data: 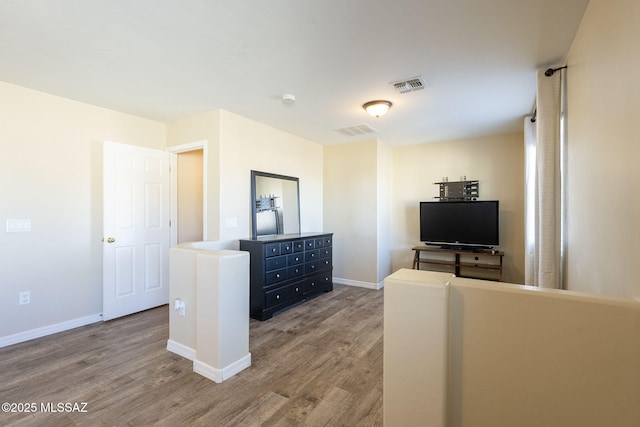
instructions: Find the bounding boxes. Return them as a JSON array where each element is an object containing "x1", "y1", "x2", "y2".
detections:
[{"x1": 168, "y1": 140, "x2": 208, "y2": 246}]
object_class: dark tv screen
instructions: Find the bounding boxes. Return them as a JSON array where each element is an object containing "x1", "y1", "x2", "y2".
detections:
[{"x1": 419, "y1": 200, "x2": 499, "y2": 247}]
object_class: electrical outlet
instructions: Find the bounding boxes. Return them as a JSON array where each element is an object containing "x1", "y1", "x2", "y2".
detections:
[
  {"x1": 174, "y1": 298, "x2": 186, "y2": 316},
  {"x1": 19, "y1": 291, "x2": 30, "y2": 305}
]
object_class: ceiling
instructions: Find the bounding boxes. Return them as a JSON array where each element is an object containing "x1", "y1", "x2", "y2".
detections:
[{"x1": 0, "y1": 0, "x2": 590, "y2": 146}]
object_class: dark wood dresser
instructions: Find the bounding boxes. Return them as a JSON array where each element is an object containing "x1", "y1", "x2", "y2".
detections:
[{"x1": 239, "y1": 233, "x2": 333, "y2": 320}]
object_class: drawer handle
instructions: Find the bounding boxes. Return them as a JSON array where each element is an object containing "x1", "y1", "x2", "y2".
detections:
[
  {"x1": 276, "y1": 273, "x2": 281, "y2": 278},
  {"x1": 295, "y1": 268, "x2": 299, "y2": 273},
  {"x1": 295, "y1": 257, "x2": 299, "y2": 261},
  {"x1": 311, "y1": 265, "x2": 315, "y2": 269},
  {"x1": 295, "y1": 287, "x2": 299, "y2": 292},
  {"x1": 276, "y1": 295, "x2": 280, "y2": 299},
  {"x1": 311, "y1": 253, "x2": 315, "y2": 257}
]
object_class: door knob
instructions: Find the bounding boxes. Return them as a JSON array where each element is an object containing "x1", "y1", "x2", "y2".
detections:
[{"x1": 106, "y1": 237, "x2": 116, "y2": 243}]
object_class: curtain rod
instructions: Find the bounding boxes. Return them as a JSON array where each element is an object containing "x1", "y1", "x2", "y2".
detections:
[
  {"x1": 544, "y1": 65, "x2": 567, "y2": 77},
  {"x1": 530, "y1": 66, "x2": 567, "y2": 122}
]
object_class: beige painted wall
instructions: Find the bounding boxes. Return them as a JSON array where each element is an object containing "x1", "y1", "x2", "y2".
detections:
[
  {"x1": 384, "y1": 269, "x2": 640, "y2": 426},
  {"x1": 565, "y1": 0, "x2": 640, "y2": 299},
  {"x1": 0, "y1": 81, "x2": 166, "y2": 338},
  {"x1": 392, "y1": 133, "x2": 525, "y2": 284},
  {"x1": 167, "y1": 110, "x2": 221, "y2": 241},
  {"x1": 168, "y1": 109, "x2": 324, "y2": 246},
  {"x1": 323, "y1": 139, "x2": 393, "y2": 287},
  {"x1": 377, "y1": 141, "x2": 393, "y2": 282},
  {"x1": 217, "y1": 110, "x2": 324, "y2": 242},
  {"x1": 324, "y1": 140, "x2": 378, "y2": 286}
]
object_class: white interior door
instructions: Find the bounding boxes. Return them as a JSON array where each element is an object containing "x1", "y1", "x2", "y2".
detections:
[{"x1": 103, "y1": 141, "x2": 170, "y2": 321}]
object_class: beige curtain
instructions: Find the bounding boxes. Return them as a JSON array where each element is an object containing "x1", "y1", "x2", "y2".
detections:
[{"x1": 525, "y1": 69, "x2": 563, "y2": 288}]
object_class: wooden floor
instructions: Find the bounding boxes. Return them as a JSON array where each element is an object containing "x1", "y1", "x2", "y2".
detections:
[{"x1": 0, "y1": 284, "x2": 384, "y2": 426}]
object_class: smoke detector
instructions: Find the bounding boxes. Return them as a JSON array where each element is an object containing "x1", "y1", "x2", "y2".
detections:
[
  {"x1": 391, "y1": 76, "x2": 427, "y2": 94},
  {"x1": 282, "y1": 94, "x2": 296, "y2": 104}
]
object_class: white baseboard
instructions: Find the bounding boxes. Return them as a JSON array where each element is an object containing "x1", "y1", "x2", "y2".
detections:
[
  {"x1": 0, "y1": 314, "x2": 103, "y2": 348},
  {"x1": 334, "y1": 277, "x2": 384, "y2": 290},
  {"x1": 166, "y1": 339, "x2": 196, "y2": 360},
  {"x1": 193, "y1": 353, "x2": 252, "y2": 383}
]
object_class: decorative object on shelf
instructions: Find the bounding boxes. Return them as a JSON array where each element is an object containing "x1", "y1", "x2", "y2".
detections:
[
  {"x1": 434, "y1": 178, "x2": 479, "y2": 201},
  {"x1": 256, "y1": 194, "x2": 279, "y2": 212},
  {"x1": 362, "y1": 100, "x2": 392, "y2": 118}
]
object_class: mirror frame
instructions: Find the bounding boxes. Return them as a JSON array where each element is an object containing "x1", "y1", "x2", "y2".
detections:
[{"x1": 250, "y1": 170, "x2": 301, "y2": 239}]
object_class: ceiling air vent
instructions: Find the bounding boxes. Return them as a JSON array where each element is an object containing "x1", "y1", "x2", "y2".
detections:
[
  {"x1": 334, "y1": 123, "x2": 378, "y2": 137},
  {"x1": 391, "y1": 76, "x2": 427, "y2": 94}
]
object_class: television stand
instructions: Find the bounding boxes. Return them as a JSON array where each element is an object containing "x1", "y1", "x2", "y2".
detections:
[{"x1": 412, "y1": 246, "x2": 504, "y2": 281}]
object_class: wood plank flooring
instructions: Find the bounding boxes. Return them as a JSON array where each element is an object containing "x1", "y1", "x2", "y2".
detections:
[{"x1": 0, "y1": 284, "x2": 384, "y2": 426}]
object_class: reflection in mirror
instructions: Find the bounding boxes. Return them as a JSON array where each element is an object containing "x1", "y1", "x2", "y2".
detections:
[{"x1": 251, "y1": 170, "x2": 300, "y2": 238}]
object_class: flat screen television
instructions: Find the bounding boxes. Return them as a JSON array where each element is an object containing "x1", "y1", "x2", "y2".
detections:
[{"x1": 419, "y1": 200, "x2": 499, "y2": 249}]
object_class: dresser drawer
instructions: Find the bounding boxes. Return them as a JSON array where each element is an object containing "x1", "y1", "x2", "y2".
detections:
[
  {"x1": 266, "y1": 255, "x2": 287, "y2": 272},
  {"x1": 304, "y1": 249, "x2": 319, "y2": 262},
  {"x1": 304, "y1": 261, "x2": 319, "y2": 275},
  {"x1": 265, "y1": 243, "x2": 281, "y2": 257},
  {"x1": 319, "y1": 258, "x2": 332, "y2": 269},
  {"x1": 266, "y1": 268, "x2": 286, "y2": 285},
  {"x1": 265, "y1": 283, "x2": 303, "y2": 308},
  {"x1": 287, "y1": 265, "x2": 304, "y2": 279},
  {"x1": 319, "y1": 247, "x2": 332, "y2": 259},
  {"x1": 304, "y1": 239, "x2": 316, "y2": 250},
  {"x1": 304, "y1": 272, "x2": 332, "y2": 294},
  {"x1": 293, "y1": 241, "x2": 304, "y2": 252},
  {"x1": 280, "y1": 241, "x2": 293, "y2": 254},
  {"x1": 287, "y1": 253, "x2": 304, "y2": 266}
]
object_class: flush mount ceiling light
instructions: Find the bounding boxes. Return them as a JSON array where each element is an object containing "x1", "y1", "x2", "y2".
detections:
[{"x1": 363, "y1": 100, "x2": 392, "y2": 118}]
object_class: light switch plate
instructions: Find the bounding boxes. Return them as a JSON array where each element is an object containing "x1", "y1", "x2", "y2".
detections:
[{"x1": 6, "y1": 219, "x2": 31, "y2": 232}]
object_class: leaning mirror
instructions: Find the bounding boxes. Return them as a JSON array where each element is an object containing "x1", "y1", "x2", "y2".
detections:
[{"x1": 251, "y1": 170, "x2": 300, "y2": 238}]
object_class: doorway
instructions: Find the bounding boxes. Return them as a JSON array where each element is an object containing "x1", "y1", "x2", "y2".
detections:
[
  {"x1": 169, "y1": 140, "x2": 208, "y2": 246},
  {"x1": 177, "y1": 149, "x2": 204, "y2": 243}
]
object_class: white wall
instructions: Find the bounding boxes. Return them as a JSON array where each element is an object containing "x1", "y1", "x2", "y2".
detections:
[
  {"x1": 392, "y1": 134, "x2": 525, "y2": 284},
  {"x1": 565, "y1": 0, "x2": 640, "y2": 299},
  {"x1": 0, "y1": 81, "x2": 166, "y2": 339}
]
